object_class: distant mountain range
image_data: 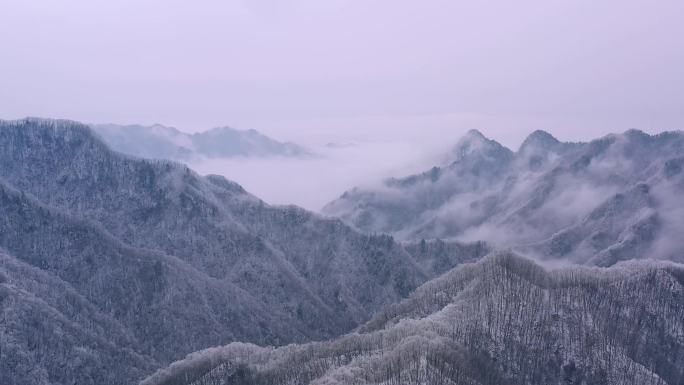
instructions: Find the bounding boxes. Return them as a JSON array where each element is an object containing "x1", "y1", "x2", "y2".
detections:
[
  {"x1": 91, "y1": 123, "x2": 311, "y2": 161},
  {"x1": 324, "y1": 129, "x2": 684, "y2": 266}
]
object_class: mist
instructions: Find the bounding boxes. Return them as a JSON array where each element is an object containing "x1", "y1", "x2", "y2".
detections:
[
  {"x1": 188, "y1": 136, "x2": 449, "y2": 211},
  {"x1": 3, "y1": 0, "x2": 682, "y2": 213}
]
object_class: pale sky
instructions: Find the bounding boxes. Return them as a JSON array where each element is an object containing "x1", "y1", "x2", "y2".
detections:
[
  {"x1": 2, "y1": 0, "x2": 683, "y2": 209},
  {"x1": 2, "y1": 0, "x2": 683, "y2": 145}
]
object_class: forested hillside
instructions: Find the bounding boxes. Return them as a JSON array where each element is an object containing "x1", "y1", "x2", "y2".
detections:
[
  {"x1": 143, "y1": 253, "x2": 684, "y2": 385},
  {"x1": 0, "y1": 118, "x2": 487, "y2": 384}
]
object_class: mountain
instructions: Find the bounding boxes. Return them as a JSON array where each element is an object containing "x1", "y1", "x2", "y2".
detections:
[
  {"x1": 0, "y1": 118, "x2": 488, "y2": 384},
  {"x1": 141, "y1": 253, "x2": 684, "y2": 385},
  {"x1": 0, "y1": 250, "x2": 157, "y2": 385},
  {"x1": 91, "y1": 123, "x2": 311, "y2": 161},
  {"x1": 190, "y1": 126, "x2": 310, "y2": 158},
  {"x1": 4, "y1": 119, "x2": 682, "y2": 384},
  {"x1": 323, "y1": 129, "x2": 684, "y2": 265}
]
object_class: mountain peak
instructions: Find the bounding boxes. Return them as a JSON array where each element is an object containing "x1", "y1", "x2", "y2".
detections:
[
  {"x1": 454, "y1": 129, "x2": 491, "y2": 151},
  {"x1": 3, "y1": 118, "x2": 105, "y2": 150},
  {"x1": 623, "y1": 128, "x2": 648, "y2": 137},
  {"x1": 450, "y1": 129, "x2": 511, "y2": 163},
  {"x1": 519, "y1": 130, "x2": 560, "y2": 152},
  {"x1": 620, "y1": 129, "x2": 657, "y2": 145},
  {"x1": 465, "y1": 128, "x2": 487, "y2": 139},
  {"x1": 90, "y1": 123, "x2": 310, "y2": 160},
  {"x1": 200, "y1": 126, "x2": 239, "y2": 135}
]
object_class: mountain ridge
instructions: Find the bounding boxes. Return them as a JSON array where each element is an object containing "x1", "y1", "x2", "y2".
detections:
[
  {"x1": 324, "y1": 128, "x2": 684, "y2": 265},
  {"x1": 90, "y1": 121, "x2": 311, "y2": 161},
  {"x1": 141, "y1": 252, "x2": 684, "y2": 385}
]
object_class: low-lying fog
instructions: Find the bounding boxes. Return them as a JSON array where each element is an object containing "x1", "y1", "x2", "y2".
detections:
[
  {"x1": 186, "y1": 114, "x2": 526, "y2": 211},
  {"x1": 189, "y1": 138, "x2": 442, "y2": 211},
  {"x1": 184, "y1": 113, "x2": 665, "y2": 212}
]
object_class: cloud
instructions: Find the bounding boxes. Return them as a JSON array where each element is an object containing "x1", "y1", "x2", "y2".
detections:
[{"x1": 187, "y1": 139, "x2": 442, "y2": 211}]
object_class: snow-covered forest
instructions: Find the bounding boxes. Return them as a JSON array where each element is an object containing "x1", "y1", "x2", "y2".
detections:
[
  {"x1": 1, "y1": 119, "x2": 683, "y2": 384},
  {"x1": 142, "y1": 253, "x2": 684, "y2": 385},
  {"x1": 0, "y1": 119, "x2": 486, "y2": 384},
  {"x1": 3, "y1": 0, "x2": 684, "y2": 383}
]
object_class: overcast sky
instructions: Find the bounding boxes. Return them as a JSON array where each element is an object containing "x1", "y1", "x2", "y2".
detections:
[{"x1": 2, "y1": 0, "x2": 683, "y2": 148}]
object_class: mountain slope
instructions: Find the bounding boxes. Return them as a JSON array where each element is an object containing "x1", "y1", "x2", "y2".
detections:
[
  {"x1": 527, "y1": 155, "x2": 684, "y2": 266},
  {"x1": 0, "y1": 119, "x2": 422, "y2": 331},
  {"x1": 324, "y1": 129, "x2": 684, "y2": 265},
  {"x1": 141, "y1": 253, "x2": 684, "y2": 385},
  {"x1": 0, "y1": 250, "x2": 157, "y2": 385},
  {"x1": 91, "y1": 123, "x2": 310, "y2": 161},
  {"x1": 0, "y1": 179, "x2": 301, "y2": 362},
  {"x1": 0, "y1": 118, "x2": 489, "y2": 384},
  {"x1": 191, "y1": 126, "x2": 309, "y2": 158}
]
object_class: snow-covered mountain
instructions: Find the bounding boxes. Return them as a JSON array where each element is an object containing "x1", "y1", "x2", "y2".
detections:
[
  {"x1": 142, "y1": 253, "x2": 684, "y2": 385},
  {"x1": 324, "y1": 129, "x2": 684, "y2": 265},
  {"x1": 0, "y1": 118, "x2": 487, "y2": 384},
  {"x1": 2, "y1": 119, "x2": 682, "y2": 385},
  {"x1": 91, "y1": 123, "x2": 311, "y2": 161}
]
